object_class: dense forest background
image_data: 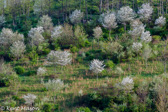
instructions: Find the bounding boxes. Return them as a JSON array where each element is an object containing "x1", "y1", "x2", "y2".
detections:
[{"x1": 0, "y1": 0, "x2": 168, "y2": 35}]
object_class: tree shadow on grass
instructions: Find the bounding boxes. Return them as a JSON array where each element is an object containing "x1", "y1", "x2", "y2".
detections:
[
  {"x1": 140, "y1": 72, "x2": 161, "y2": 77},
  {"x1": 73, "y1": 69, "x2": 119, "y2": 80}
]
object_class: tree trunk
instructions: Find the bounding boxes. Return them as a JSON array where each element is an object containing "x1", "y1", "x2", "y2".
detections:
[
  {"x1": 99, "y1": 0, "x2": 102, "y2": 13},
  {"x1": 85, "y1": 0, "x2": 88, "y2": 20}
]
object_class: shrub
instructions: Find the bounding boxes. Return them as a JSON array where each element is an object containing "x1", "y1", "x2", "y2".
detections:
[
  {"x1": 70, "y1": 46, "x2": 79, "y2": 53},
  {"x1": 26, "y1": 70, "x2": 36, "y2": 76},
  {"x1": 42, "y1": 48, "x2": 51, "y2": 55},
  {"x1": 76, "y1": 107, "x2": 91, "y2": 112},
  {"x1": 105, "y1": 60, "x2": 115, "y2": 69},
  {"x1": 0, "y1": 63, "x2": 19, "y2": 87},
  {"x1": 58, "y1": 24, "x2": 89, "y2": 48},
  {"x1": 42, "y1": 103, "x2": 54, "y2": 112},
  {"x1": 152, "y1": 35, "x2": 161, "y2": 41},
  {"x1": 101, "y1": 41, "x2": 124, "y2": 62},
  {"x1": 18, "y1": 58, "x2": 30, "y2": 65},
  {"x1": 42, "y1": 79, "x2": 67, "y2": 91},
  {"x1": 14, "y1": 66, "x2": 25, "y2": 75},
  {"x1": 0, "y1": 76, "x2": 10, "y2": 87},
  {"x1": 58, "y1": 23, "x2": 75, "y2": 48}
]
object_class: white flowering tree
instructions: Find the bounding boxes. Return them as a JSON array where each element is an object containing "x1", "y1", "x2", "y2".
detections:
[
  {"x1": 130, "y1": 19, "x2": 143, "y2": 28},
  {"x1": 28, "y1": 27, "x2": 44, "y2": 47},
  {"x1": 37, "y1": 15, "x2": 53, "y2": 32},
  {"x1": 93, "y1": 26, "x2": 103, "y2": 40},
  {"x1": 23, "y1": 93, "x2": 37, "y2": 105},
  {"x1": 141, "y1": 31, "x2": 152, "y2": 43},
  {"x1": 142, "y1": 45, "x2": 152, "y2": 67},
  {"x1": 117, "y1": 6, "x2": 136, "y2": 31},
  {"x1": 43, "y1": 79, "x2": 66, "y2": 91},
  {"x1": 33, "y1": 0, "x2": 48, "y2": 15},
  {"x1": 132, "y1": 42, "x2": 143, "y2": 53},
  {"x1": 0, "y1": 15, "x2": 5, "y2": 27},
  {"x1": 37, "y1": 67, "x2": 47, "y2": 75},
  {"x1": 155, "y1": 16, "x2": 166, "y2": 27},
  {"x1": 93, "y1": 26, "x2": 103, "y2": 48},
  {"x1": 120, "y1": 77, "x2": 134, "y2": 92},
  {"x1": 128, "y1": 24, "x2": 145, "y2": 40},
  {"x1": 115, "y1": 76, "x2": 134, "y2": 93},
  {"x1": 100, "y1": 12, "x2": 117, "y2": 37},
  {"x1": 69, "y1": 9, "x2": 84, "y2": 24},
  {"x1": 31, "y1": 32, "x2": 44, "y2": 47},
  {"x1": 90, "y1": 59, "x2": 105, "y2": 80},
  {"x1": 47, "y1": 50, "x2": 72, "y2": 72},
  {"x1": 0, "y1": 28, "x2": 24, "y2": 51},
  {"x1": 138, "y1": 3, "x2": 153, "y2": 21},
  {"x1": 10, "y1": 41, "x2": 26, "y2": 60},
  {"x1": 51, "y1": 25, "x2": 63, "y2": 41},
  {"x1": 28, "y1": 26, "x2": 44, "y2": 37},
  {"x1": 78, "y1": 89, "x2": 83, "y2": 96},
  {"x1": 0, "y1": 28, "x2": 24, "y2": 46}
]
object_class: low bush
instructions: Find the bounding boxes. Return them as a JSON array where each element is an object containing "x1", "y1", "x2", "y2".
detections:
[
  {"x1": 14, "y1": 66, "x2": 25, "y2": 75},
  {"x1": 105, "y1": 60, "x2": 115, "y2": 69}
]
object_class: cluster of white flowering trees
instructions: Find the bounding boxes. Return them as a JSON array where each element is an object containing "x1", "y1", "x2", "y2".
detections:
[
  {"x1": 89, "y1": 2, "x2": 163, "y2": 77},
  {"x1": 0, "y1": 28, "x2": 26, "y2": 59},
  {"x1": 0, "y1": 28, "x2": 24, "y2": 47}
]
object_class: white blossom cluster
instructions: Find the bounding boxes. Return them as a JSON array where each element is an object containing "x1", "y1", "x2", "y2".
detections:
[
  {"x1": 129, "y1": 24, "x2": 145, "y2": 38},
  {"x1": 130, "y1": 19, "x2": 143, "y2": 28},
  {"x1": 93, "y1": 26, "x2": 103, "y2": 40},
  {"x1": 0, "y1": 28, "x2": 24, "y2": 46},
  {"x1": 0, "y1": 15, "x2": 6, "y2": 26},
  {"x1": 47, "y1": 51, "x2": 72, "y2": 66},
  {"x1": 115, "y1": 77, "x2": 134, "y2": 92},
  {"x1": 101, "y1": 12, "x2": 117, "y2": 30},
  {"x1": 23, "y1": 93, "x2": 37, "y2": 105},
  {"x1": 121, "y1": 77, "x2": 134, "y2": 91},
  {"x1": 37, "y1": 15, "x2": 53, "y2": 31},
  {"x1": 28, "y1": 26, "x2": 44, "y2": 46},
  {"x1": 155, "y1": 16, "x2": 166, "y2": 27},
  {"x1": 141, "y1": 31, "x2": 152, "y2": 43},
  {"x1": 132, "y1": 42, "x2": 143, "y2": 52},
  {"x1": 10, "y1": 41, "x2": 26, "y2": 59},
  {"x1": 78, "y1": 89, "x2": 83, "y2": 96},
  {"x1": 115, "y1": 67, "x2": 124, "y2": 75},
  {"x1": 90, "y1": 59, "x2": 105, "y2": 74},
  {"x1": 28, "y1": 26, "x2": 44, "y2": 37},
  {"x1": 138, "y1": 3, "x2": 153, "y2": 21},
  {"x1": 69, "y1": 9, "x2": 84, "y2": 24},
  {"x1": 43, "y1": 79, "x2": 65, "y2": 91},
  {"x1": 37, "y1": 67, "x2": 47, "y2": 75},
  {"x1": 51, "y1": 25, "x2": 63, "y2": 40},
  {"x1": 117, "y1": 6, "x2": 135, "y2": 23}
]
